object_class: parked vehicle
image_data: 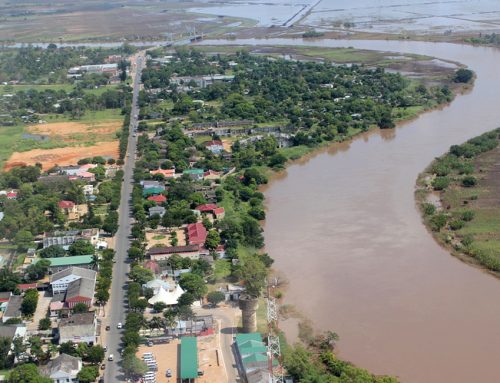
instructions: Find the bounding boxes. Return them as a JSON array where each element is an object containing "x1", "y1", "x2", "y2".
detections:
[
  {"x1": 108, "y1": 354, "x2": 114, "y2": 361},
  {"x1": 166, "y1": 369, "x2": 172, "y2": 378}
]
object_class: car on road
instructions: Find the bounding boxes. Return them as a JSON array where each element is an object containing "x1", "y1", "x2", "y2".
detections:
[
  {"x1": 105, "y1": 325, "x2": 110, "y2": 331},
  {"x1": 101, "y1": 363, "x2": 106, "y2": 370},
  {"x1": 108, "y1": 354, "x2": 114, "y2": 361},
  {"x1": 166, "y1": 369, "x2": 172, "y2": 378},
  {"x1": 103, "y1": 346, "x2": 107, "y2": 352},
  {"x1": 117, "y1": 322, "x2": 123, "y2": 329}
]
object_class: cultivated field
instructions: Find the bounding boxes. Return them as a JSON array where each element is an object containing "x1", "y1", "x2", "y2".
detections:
[{"x1": 27, "y1": 120, "x2": 121, "y2": 143}]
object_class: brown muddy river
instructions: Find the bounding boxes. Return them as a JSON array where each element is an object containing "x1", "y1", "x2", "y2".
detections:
[{"x1": 201, "y1": 39, "x2": 500, "y2": 382}]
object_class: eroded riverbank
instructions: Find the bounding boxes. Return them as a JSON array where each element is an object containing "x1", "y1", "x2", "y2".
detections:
[{"x1": 198, "y1": 38, "x2": 500, "y2": 383}]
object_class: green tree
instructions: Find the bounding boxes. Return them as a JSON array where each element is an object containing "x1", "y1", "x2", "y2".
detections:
[
  {"x1": 68, "y1": 240, "x2": 94, "y2": 256},
  {"x1": 238, "y1": 255, "x2": 267, "y2": 299},
  {"x1": 179, "y1": 273, "x2": 207, "y2": 299},
  {"x1": 122, "y1": 354, "x2": 148, "y2": 378},
  {"x1": 207, "y1": 291, "x2": 225, "y2": 307},
  {"x1": 152, "y1": 302, "x2": 167, "y2": 313},
  {"x1": 21, "y1": 289, "x2": 39, "y2": 317},
  {"x1": 0, "y1": 337, "x2": 13, "y2": 369},
  {"x1": 454, "y1": 68, "x2": 473, "y2": 83},
  {"x1": 204, "y1": 229, "x2": 221, "y2": 251},
  {"x1": 39, "y1": 245, "x2": 65, "y2": 258},
  {"x1": 129, "y1": 265, "x2": 154, "y2": 284},
  {"x1": 72, "y1": 302, "x2": 89, "y2": 313},
  {"x1": 38, "y1": 317, "x2": 51, "y2": 330},
  {"x1": 462, "y1": 175, "x2": 477, "y2": 187},
  {"x1": 85, "y1": 345, "x2": 105, "y2": 364},
  {"x1": 14, "y1": 230, "x2": 34, "y2": 251},
  {"x1": 77, "y1": 366, "x2": 99, "y2": 383},
  {"x1": 8, "y1": 363, "x2": 52, "y2": 383},
  {"x1": 177, "y1": 292, "x2": 195, "y2": 307}
]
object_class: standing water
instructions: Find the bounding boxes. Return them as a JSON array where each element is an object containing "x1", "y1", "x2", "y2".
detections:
[{"x1": 200, "y1": 39, "x2": 500, "y2": 382}]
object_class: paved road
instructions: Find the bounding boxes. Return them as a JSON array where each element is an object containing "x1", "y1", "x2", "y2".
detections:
[{"x1": 104, "y1": 53, "x2": 144, "y2": 382}]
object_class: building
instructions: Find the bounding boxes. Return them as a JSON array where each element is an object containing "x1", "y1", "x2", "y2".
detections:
[
  {"x1": 58, "y1": 312, "x2": 97, "y2": 344},
  {"x1": 43, "y1": 230, "x2": 79, "y2": 249},
  {"x1": 0, "y1": 325, "x2": 26, "y2": 347},
  {"x1": 80, "y1": 228, "x2": 100, "y2": 246},
  {"x1": 38, "y1": 255, "x2": 95, "y2": 273},
  {"x1": 195, "y1": 204, "x2": 225, "y2": 220},
  {"x1": 58, "y1": 200, "x2": 76, "y2": 214},
  {"x1": 204, "y1": 140, "x2": 224, "y2": 154},
  {"x1": 141, "y1": 180, "x2": 162, "y2": 189},
  {"x1": 65, "y1": 278, "x2": 95, "y2": 308},
  {"x1": 143, "y1": 279, "x2": 170, "y2": 295},
  {"x1": 147, "y1": 244, "x2": 200, "y2": 261},
  {"x1": 147, "y1": 194, "x2": 167, "y2": 204},
  {"x1": 148, "y1": 285, "x2": 184, "y2": 306},
  {"x1": 180, "y1": 336, "x2": 198, "y2": 382},
  {"x1": 82, "y1": 184, "x2": 94, "y2": 195},
  {"x1": 203, "y1": 170, "x2": 221, "y2": 180},
  {"x1": 186, "y1": 223, "x2": 207, "y2": 246},
  {"x1": 150, "y1": 169, "x2": 175, "y2": 178},
  {"x1": 219, "y1": 284, "x2": 246, "y2": 301},
  {"x1": 143, "y1": 187, "x2": 165, "y2": 197},
  {"x1": 2, "y1": 295, "x2": 23, "y2": 323},
  {"x1": 183, "y1": 169, "x2": 204, "y2": 181},
  {"x1": 149, "y1": 206, "x2": 166, "y2": 218},
  {"x1": 235, "y1": 333, "x2": 271, "y2": 383},
  {"x1": 39, "y1": 353, "x2": 82, "y2": 383},
  {"x1": 50, "y1": 267, "x2": 97, "y2": 295}
]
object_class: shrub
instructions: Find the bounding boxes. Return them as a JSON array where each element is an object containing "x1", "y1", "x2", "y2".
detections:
[
  {"x1": 461, "y1": 210, "x2": 475, "y2": 221},
  {"x1": 449, "y1": 220, "x2": 465, "y2": 230},
  {"x1": 462, "y1": 175, "x2": 477, "y2": 187},
  {"x1": 430, "y1": 214, "x2": 447, "y2": 231},
  {"x1": 432, "y1": 176, "x2": 450, "y2": 191},
  {"x1": 422, "y1": 203, "x2": 436, "y2": 216}
]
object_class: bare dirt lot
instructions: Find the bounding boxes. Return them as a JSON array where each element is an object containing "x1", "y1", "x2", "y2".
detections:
[
  {"x1": 4, "y1": 141, "x2": 119, "y2": 171},
  {"x1": 27, "y1": 121, "x2": 121, "y2": 142}
]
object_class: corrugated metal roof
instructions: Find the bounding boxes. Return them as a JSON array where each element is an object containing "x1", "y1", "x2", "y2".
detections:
[{"x1": 180, "y1": 336, "x2": 198, "y2": 379}]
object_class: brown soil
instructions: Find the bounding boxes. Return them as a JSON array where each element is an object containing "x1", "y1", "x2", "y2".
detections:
[
  {"x1": 27, "y1": 121, "x2": 121, "y2": 142},
  {"x1": 4, "y1": 141, "x2": 119, "y2": 171}
]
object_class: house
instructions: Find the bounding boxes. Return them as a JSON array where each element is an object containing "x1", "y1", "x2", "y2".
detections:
[
  {"x1": 76, "y1": 171, "x2": 95, "y2": 182},
  {"x1": 183, "y1": 168, "x2": 204, "y2": 181},
  {"x1": 147, "y1": 244, "x2": 200, "y2": 261},
  {"x1": 235, "y1": 333, "x2": 271, "y2": 383},
  {"x1": 6, "y1": 191, "x2": 17, "y2": 200},
  {"x1": 80, "y1": 228, "x2": 100, "y2": 246},
  {"x1": 143, "y1": 187, "x2": 165, "y2": 197},
  {"x1": 49, "y1": 301, "x2": 64, "y2": 318},
  {"x1": 50, "y1": 267, "x2": 97, "y2": 295},
  {"x1": 195, "y1": 204, "x2": 225, "y2": 220},
  {"x1": 0, "y1": 325, "x2": 27, "y2": 351},
  {"x1": 143, "y1": 260, "x2": 160, "y2": 274},
  {"x1": 58, "y1": 312, "x2": 96, "y2": 344},
  {"x1": 39, "y1": 353, "x2": 82, "y2": 383},
  {"x1": 147, "y1": 194, "x2": 167, "y2": 204},
  {"x1": 186, "y1": 222, "x2": 207, "y2": 246},
  {"x1": 59, "y1": 166, "x2": 81, "y2": 176},
  {"x1": 67, "y1": 204, "x2": 88, "y2": 221},
  {"x1": 141, "y1": 180, "x2": 162, "y2": 189},
  {"x1": 0, "y1": 291, "x2": 11, "y2": 304},
  {"x1": 17, "y1": 283, "x2": 37, "y2": 293},
  {"x1": 65, "y1": 278, "x2": 95, "y2": 308},
  {"x1": 149, "y1": 206, "x2": 166, "y2": 218},
  {"x1": 204, "y1": 140, "x2": 224, "y2": 154},
  {"x1": 203, "y1": 170, "x2": 221, "y2": 180},
  {"x1": 150, "y1": 169, "x2": 175, "y2": 178},
  {"x1": 58, "y1": 200, "x2": 76, "y2": 213},
  {"x1": 82, "y1": 184, "x2": 94, "y2": 195},
  {"x1": 2, "y1": 295, "x2": 23, "y2": 323},
  {"x1": 38, "y1": 255, "x2": 95, "y2": 273}
]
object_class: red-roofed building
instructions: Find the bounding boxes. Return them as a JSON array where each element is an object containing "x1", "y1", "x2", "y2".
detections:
[
  {"x1": 143, "y1": 260, "x2": 160, "y2": 274},
  {"x1": 17, "y1": 283, "x2": 37, "y2": 292},
  {"x1": 204, "y1": 170, "x2": 221, "y2": 180},
  {"x1": 150, "y1": 169, "x2": 175, "y2": 178},
  {"x1": 148, "y1": 195, "x2": 167, "y2": 204},
  {"x1": 195, "y1": 204, "x2": 218, "y2": 213},
  {"x1": 187, "y1": 222, "x2": 207, "y2": 245},
  {"x1": 195, "y1": 204, "x2": 225, "y2": 220},
  {"x1": 213, "y1": 207, "x2": 225, "y2": 220},
  {"x1": 58, "y1": 200, "x2": 77, "y2": 215},
  {"x1": 77, "y1": 171, "x2": 95, "y2": 182},
  {"x1": 204, "y1": 140, "x2": 224, "y2": 154},
  {"x1": 6, "y1": 191, "x2": 17, "y2": 200}
]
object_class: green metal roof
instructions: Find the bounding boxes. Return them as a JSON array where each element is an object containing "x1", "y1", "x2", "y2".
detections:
[
  {"x1": 235, "y1": 333, "x2": 262, "y2": 346},
  {"x1": 41, "y1": 255, "x2": 93, "y2": 267},
  {"x1": 242, "y1": 352, "x2": 268, "y2": 365},
  {"x1": 238, "y1": 339, "x2": 268, "y2": 355},
  {"x1": 143, "y1": 187, "x2": 164, "y2": 196},
  {"x1": 183, "y1": 169, "x2": 204, "y2": 175},
  {"x1": 181, "y1": 336, "x2": 198, "y2": 379}
]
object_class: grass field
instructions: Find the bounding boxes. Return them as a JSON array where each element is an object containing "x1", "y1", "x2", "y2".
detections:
[{"x1": 0, "y1": 83, "x2": 118, "y2": 95}]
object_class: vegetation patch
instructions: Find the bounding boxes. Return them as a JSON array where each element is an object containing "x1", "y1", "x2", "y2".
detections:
[{"x1": 416, "y1": 128, "x2": 500, "y2": 272}]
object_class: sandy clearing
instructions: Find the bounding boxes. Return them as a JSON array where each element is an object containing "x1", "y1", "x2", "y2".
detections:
[
  {"x1": 4, "y1": 141, "x2": 119, "y2": 171},
  {"x1": 28, "y1": 121, "x2": 121, "y2": 140}
]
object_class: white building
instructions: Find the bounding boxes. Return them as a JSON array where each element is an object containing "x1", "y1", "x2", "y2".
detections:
[{"x1": 50, "y1": 267, "x2": 97, "y2": 295}]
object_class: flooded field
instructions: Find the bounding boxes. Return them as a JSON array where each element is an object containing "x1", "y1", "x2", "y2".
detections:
[{"x1": 199, "y1": 38, "x2": 500, "y2": 382}]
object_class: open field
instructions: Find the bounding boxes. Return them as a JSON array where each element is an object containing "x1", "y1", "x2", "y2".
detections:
[
  {"x1": 27, "y1": 120, "x2": 121, "y2": 143},
  {"x1": 4, "y1": 141, "x2": 119, "y2": 171}
]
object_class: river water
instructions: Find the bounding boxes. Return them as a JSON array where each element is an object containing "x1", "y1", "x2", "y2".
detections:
[{"x1": 199, "y1": 39, "x2": 500, "y2": 382}]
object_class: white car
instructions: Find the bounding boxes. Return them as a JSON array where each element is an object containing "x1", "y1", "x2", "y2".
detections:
[
  {"x1": 117, "y1": 322, "x2": 123, "y2": 329},
  {"x1": 108, "y1": 354, "x2": 114, "y2": 361}
]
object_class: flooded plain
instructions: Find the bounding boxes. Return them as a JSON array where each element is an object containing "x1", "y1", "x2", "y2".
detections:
[{"x1": 199, "y1": 38, "x2": 500, "y2": 382}]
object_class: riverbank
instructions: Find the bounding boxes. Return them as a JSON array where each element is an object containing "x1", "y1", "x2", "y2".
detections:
[{"x1": 415, "y1": 128, "x2": 500, "y2": 275}]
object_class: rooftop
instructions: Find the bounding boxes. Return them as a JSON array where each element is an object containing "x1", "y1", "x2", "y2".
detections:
[
  {"x1": 50, "y1": 266, "x2": 97, "y2": 283},
  {"x1": 39, "y1": 255, "x2": 94, "y2": 267},
  {"x1": 60, "y1": 312, "x2": 95, "y2": 327},
  {"x1": 180, "y1": 336, "x2": 198, "y2": 379}
]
